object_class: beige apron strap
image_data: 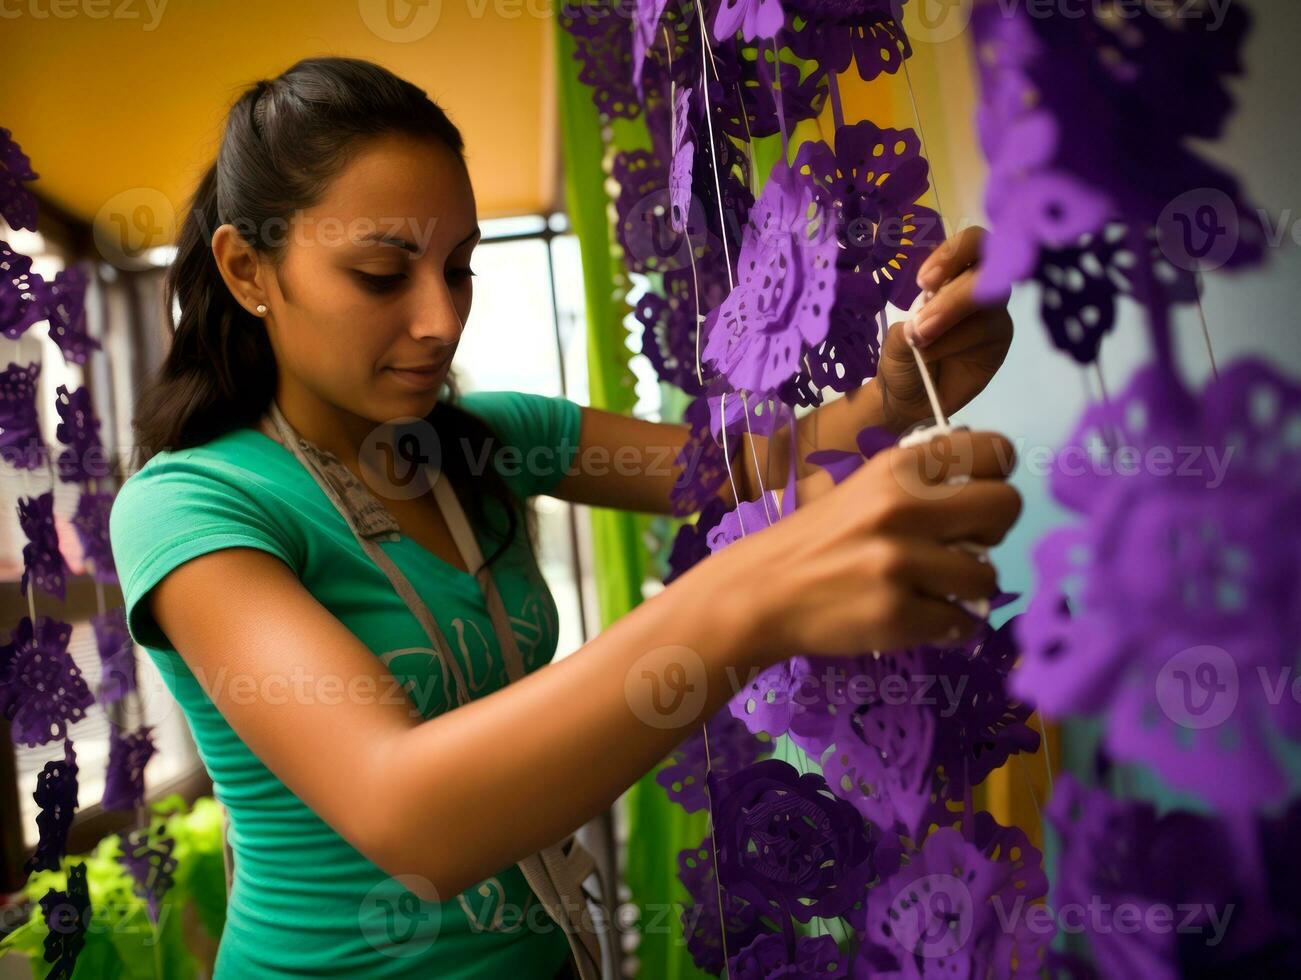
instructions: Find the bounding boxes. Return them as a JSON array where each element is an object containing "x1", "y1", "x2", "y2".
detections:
[
  {"x1": 260, "y1": 405, "x2": 473, "y2": 707},
  {"x1": 432, "y1": 474, "x2": 606, "y2": 980},
  {"x1": 256, "y1": 402, "x2": 605, "y2": 979}
]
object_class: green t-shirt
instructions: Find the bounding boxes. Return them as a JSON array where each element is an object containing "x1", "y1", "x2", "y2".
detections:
[{"x1": 108, "y1": 390, "x2": 584, "y2": 978}]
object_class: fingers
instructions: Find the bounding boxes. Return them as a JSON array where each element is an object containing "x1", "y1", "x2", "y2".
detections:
[
  {"x1": 873, "y1": 537, "x2": 999, "y2": 602},
  {"x1": 917, "y1": 225, "x2": 986, "y2": 292},
  {"x1": 915, "y1": 305, "x2": 1014, "y2": 366},
  {"x1": 866, "y1": 472, "x2": 1023, "y2": 547},
  {"x1": 890, "y1": 593, "x2": 984, "y2": 648},
  {"x1": 866, "y1": 430, "x2": 1018, "y2": 490}
]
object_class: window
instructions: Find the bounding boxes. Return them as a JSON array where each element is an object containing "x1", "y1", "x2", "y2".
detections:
[{"x1": 455, "y1": 213, "x2": 600, "y2": 660}]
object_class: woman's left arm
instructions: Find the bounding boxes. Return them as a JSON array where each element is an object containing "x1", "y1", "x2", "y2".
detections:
[{"x1": 548, "y1": 226, "x2": 1013, "y2": 515}]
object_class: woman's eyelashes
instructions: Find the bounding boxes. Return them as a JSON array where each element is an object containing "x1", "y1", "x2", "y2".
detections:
[
  {"x1": 354, "y1": 271, "x2": 406, "y2": 293},
  {"x1": 353, "y1": 267, "x2": 475, "y2": 294}
]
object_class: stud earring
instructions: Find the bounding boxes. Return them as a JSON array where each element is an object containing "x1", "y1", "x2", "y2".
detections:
[{"x1": 255, "y1": 304, "x2": 267, "y2": 315}]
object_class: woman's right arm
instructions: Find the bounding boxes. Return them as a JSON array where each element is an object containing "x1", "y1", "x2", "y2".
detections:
[{"x1": 148, "y1": 430, "x2": 1019, "y2": 901}]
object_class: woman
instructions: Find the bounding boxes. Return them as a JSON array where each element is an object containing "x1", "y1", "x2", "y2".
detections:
[{"x1": 109, "y1": 56, "x2": 1019, "y2": 979}]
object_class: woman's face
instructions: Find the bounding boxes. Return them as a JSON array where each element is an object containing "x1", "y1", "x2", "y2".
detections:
[{"x1": 257, "y1": 132, "x2": 479, "y2": 426}]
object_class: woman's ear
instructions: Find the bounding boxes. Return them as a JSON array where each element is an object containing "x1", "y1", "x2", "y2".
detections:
[{"x1": 211, "y1": 223, "x2": 269, "y2": 317}]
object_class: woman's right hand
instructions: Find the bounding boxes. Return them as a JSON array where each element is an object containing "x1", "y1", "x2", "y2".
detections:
[{"x1": 721, "y1": 430, "x2": 1021, "y2": 662}]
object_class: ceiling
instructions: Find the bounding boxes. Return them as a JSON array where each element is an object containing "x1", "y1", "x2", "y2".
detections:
[{"x1": 1, "y1": 0, "x2": 560, "y2": 249}]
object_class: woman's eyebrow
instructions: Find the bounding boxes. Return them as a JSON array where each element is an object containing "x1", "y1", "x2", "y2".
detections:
[{"x1": 355, "y1": 224, "x2": 481, "y2": 253}]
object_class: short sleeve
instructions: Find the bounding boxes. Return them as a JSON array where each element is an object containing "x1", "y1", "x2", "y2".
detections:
[
  {"x1": 109, "y1": 456, "x2": 299, "y2": 651},
  {"x1": 456, "y1": 390, "x2": 584, "y2": 498}
]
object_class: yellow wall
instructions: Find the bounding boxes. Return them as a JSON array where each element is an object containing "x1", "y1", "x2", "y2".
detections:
[{"x1": 1, "y1": 0, "x2": 559, "y2": 248}]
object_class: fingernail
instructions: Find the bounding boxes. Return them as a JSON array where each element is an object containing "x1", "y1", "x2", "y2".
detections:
[
  {"x1": 913, "y1": 317, "x2": 936, "y2": 346},
  {"x1": 919, "y1": 267, "x2": 939, "y2": 288}
]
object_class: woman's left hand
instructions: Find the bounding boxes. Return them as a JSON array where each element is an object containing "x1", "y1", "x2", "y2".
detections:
[{"x1": 875, "y1": 226, "x2": 1014, "y2": 434}]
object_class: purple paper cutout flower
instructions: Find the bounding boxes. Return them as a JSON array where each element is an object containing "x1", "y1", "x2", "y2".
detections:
[
  {"x1": 658, "y1": 706, "x2": 767, "y2": 812},
  {"x1": 670, "y1": 392, "x2": 749, "y2": 516},
  {"x1": 713, "y1": 0, "x2": 784, "y2": 43},
  {"x1": 2, "y1": 240, "x2": 51, "y2": 340},
  {"x1": 1, "y1": 616, "x2": 93, "y2": 748},
  {"x1": 710, "y1": 758, "x2": 881, "y2": 924},
  {"x1": 39, "y1": 860, "x2": 90, "y2": 979},
  {"x1": 709, "y1": 384, "x2": 789, "y2": 443},
  {"x1": 44, "y1": 265, "x2": 98, "y2": 365},
  {"x1": 1014, "y1": 359, "x2": 1301, "y2": 813},
  {"x1": 92, "y1": 606, "x2": 136, "y2": 705},
  {"x1": 666, "y1": 496, "x2": 728, "y2": 586},
  {"x1": 0, "y1": 360, "x2": 45, "y2": 470},
  {"x1": 25, "y1": 739, "x2": 79, "y2": 874},
  {"x1": 54, "y1": 385, "x2": 105, "y2": 485},
  {"x1": 1, "y1": 127, "x2": 40, "y2": 232},
  {"x1": 795, "y1": 119, "x2": 943, "y2": 313},
  {"x1": 729, "y1": 655, "x2": 815, "y2": 739},
  {"x1": 970, "y1": 2, "x2": 1266, "y2": 328},
  {"x1": 861, "y1": 814, "x2": 1050, "y2": 979},
  {"x1": 19, "y1": 491, "x2": 69, "y2": 601},
  {"x1": 805, "y1": 424, "x2": 896, "y2": 484},
  {"x1": 559, "y1": 0, "x2": 640, "y2": 122},
  {"x1": 72, "y1": 490, "x2": 118, "y2": 585},
  {"x1": 669, "y1": 85, "x2": 696, "y2": 233},
  {"x1": 1046, "y1": 776, "x2": 1263, "y2": 980},
  {"x1": 119, "y1": 816, "x2": 178, "y2": 924},
  {"x1": 730, "y1": 931, "x2": 849, "y2": 978},
  {"x1": 102, "y1": 723, "x2": 157, "y2": 811},
  {"x1": 707, "y1": 489, "x2": 783, "y2": 553},
  {"x1": 701, "y1": 157, "x2": 839, "y2": 394},
  {"x1": 679, "y1": 832, "x2": 771, "y2": 974},
  {"x1": 632, "y1": 0, "x2": 674, "y2": 92},
  {"x1": 708, "y1": 41, "x2": 831, "y2": 143},
  {"x1": 781, "y1": 0, "x2": 911, "y2": 83},
  {"x1": 635, "y1": 256, "x2": 731, "y2": 398}
]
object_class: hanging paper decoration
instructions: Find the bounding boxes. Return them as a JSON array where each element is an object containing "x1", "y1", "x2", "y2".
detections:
[
  {"x1": 18, "y1": 490, "x2": 69, "y2": 601},
  {"x1": 700, "y1": 156, "x2": 839, "y2": 394},
  {"x1": 92, "y1": 606, "x2": 136, "y2": 705},
  {"x1": 0, "y1": 126, "x2": 40, "y2": 232},
  {"x1": 38, "y1": 860, "x2": 91, "y2": 980},
  {"x1": 2, "y1": 239, "x2": 50, "y2": 340},
  {"x1": 54, "y1": 383, "x2": 105, "y2": 484},
  {"x1": 780, "y1": 0, "x2": 912, "y2": 83},
  {"x1": 969, "y1": 0, "x2": 1265, "y2": 364},
  {"x1": 24, "y1": 740, "x2": 80, "y2": 874},
  {"x1": 102, "y1": 723, "x2": 158, "y2": 811},
  {"x1": 1048, "y1": 776, "x2": 1301, "y2": 976},
  {"x1": 657, "y1": 707, "x2": 767, "y2": 812},
  {"x1": 730, "y1": 931, "x2": 849, "y2": 978},
  {"x1": 44, "y1": 265, "x2": 97, "y2": 365},
  {"x1": 0, "y1": 360, "x2": 44, "y2": 470},
  {"x1": 119, "y1": 815, "x2": 179, "y2": 924},
  {"x1": 860, "y1": 814, "x2": 1050, "y2": 978},
  {"x1": 0, "y1": 616, "x2": 93, "y2": 747},
  {"x1": 679, "y1": 832, "x2": 769, "y2": 974},
  {"x1": 72, "y1": 489, "x2": 118, "y2": 584},
  {"x1": 1014, "y1": 359, "x2": 1301, "y2": 814}
]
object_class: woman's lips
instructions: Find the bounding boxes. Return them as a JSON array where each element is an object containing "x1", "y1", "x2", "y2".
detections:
[{"x1": 386, "y1": 362, "x2": 446, "y2": 388}]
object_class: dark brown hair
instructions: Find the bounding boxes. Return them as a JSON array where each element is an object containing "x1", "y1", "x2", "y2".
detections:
[{"x1": 129, "y1": 56, "x2": 531, "y2": 568}]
